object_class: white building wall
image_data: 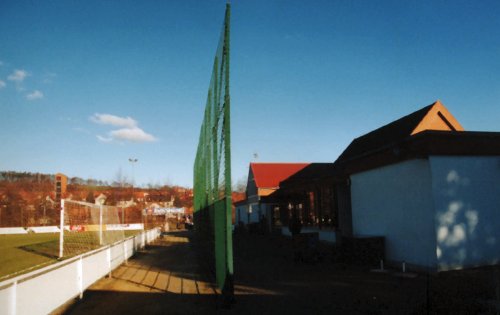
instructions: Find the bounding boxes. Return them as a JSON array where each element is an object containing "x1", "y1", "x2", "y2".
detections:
[
  {"x1": 248, "y1": 203, "x2": 260, "y2": 224},
  {"x1": 351, "y1": 159, "x2": 437, "y2": 268},
  {"x1": 430, "y1": 156, "x2": 500, "y2": 270},
  {"x1": 236, "y1": 203, "x2": 270, "y2": 226},
  {"x1": 236, "y1": 205, "x2": 248, "y2": 225}
]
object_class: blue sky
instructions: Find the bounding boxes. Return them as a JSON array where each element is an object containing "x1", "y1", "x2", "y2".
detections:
[{"x1": 0, "y1": 0, "x2": 499, "y2": 188}]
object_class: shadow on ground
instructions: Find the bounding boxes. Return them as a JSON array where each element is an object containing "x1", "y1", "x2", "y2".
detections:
[{"x1": 61, "y1": 230, "x2": 500, "y2": 315}]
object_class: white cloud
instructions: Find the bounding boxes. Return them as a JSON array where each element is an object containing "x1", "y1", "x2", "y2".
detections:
[
  {"x1": 91, "y1": 113, "x2": 157, "y2": 143},
  {"x1": 97, "y1": 135, "x2": 113, "y2": 142},
  {"x1": 26, "y1": 90, "x2": 44, "y2": 101},
  {"x1": 91, "y1": 113, "x2": 137, "y2": 128},
  {"x1": 7, "y1": 69, "x2": 28, "y2": 82},
  {"x1": 110, "y1": 127, "x2": 157, "y2": 142},
  {"x1": 0, "y1": 80, "x2": 5, "y2": 89}
]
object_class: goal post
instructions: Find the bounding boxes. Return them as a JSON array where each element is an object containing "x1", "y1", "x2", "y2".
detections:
[
  {"x1": 58, "y1": 199, "x2": 131, "y2": 259},
  {"x1": 59, "y1": 200, "x2": 64, "y2": 258}
]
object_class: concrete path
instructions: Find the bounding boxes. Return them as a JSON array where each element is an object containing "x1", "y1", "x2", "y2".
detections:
[{"x1": 62, "y1": 231, "x2": 220, "y2": 315}]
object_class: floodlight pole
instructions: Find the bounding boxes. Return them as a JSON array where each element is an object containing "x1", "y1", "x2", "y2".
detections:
[
  {"x1": 128, "y1": 158, "x2": 139, "y2": 224},
  {"x1": 128, "y1": 158, "x2": 138, "y2": 194},
  {"x1": 128, "y1": 158, "x2": 138, "y2": 224}
]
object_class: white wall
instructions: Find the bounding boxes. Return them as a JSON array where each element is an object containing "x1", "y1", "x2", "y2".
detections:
[
  {"x1": 235, "y1": 205, "x2": 248, "y2": 224},
  {"x1": 248, "y1": 203, "x2": 260, "y2": 224},
  {"x1": 235, "y1": 203, "x2": 261, "y2": 225},
  {"x1": 351, "y1": 159, "x2": 437, "y2": 268},
  {"x1": 0, "y1": 228, "x2": 160, "y2": 315},
  {"x1": 430, "y1": 156, "x2": 500, "y2": 270}
]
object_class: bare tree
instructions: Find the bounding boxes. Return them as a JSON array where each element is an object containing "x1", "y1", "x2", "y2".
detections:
[
  {"x1": 233, "y1": 175, "x2": 247, "y2": 193},
  {"x1": 113, "y1": 167, "x2": 129, "y2": 188}
]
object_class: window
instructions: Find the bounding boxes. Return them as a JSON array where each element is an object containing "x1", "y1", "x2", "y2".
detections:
[{"x1": 273, "y1": 206, "x2": 281, "y2": 226}]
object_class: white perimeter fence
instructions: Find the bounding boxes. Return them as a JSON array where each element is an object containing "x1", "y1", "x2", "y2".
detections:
[
  {"x1": 0, "y1": 228, "x2": 160, "y2": 315},
  {"x1": 0, "y1": 224, "x2": 145, "y2": 235}
]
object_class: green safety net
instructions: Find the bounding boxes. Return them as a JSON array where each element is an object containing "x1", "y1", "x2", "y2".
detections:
[{"x1": 193, "y1": 3, "x2": 233, "y2": 296}]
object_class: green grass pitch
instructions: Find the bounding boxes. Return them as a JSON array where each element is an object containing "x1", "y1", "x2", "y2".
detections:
[{"x1": 0, "y1": 230, "x2": 142, "y2": 280}]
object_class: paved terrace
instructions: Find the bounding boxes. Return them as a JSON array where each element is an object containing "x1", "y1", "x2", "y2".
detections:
[
  {"x1": 60, "y1": 231, "x2": 499, "y2": 315},
  {"x1": 60, "y1": 232, "x2": 218, "y2": 314}
]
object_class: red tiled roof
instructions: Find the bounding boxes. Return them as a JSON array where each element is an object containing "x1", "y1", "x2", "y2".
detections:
[
  {"x1": 250, "y1": 163, "x2": 309, "y2": 188},
  {"x1": 232, "y1": 192, "x2": 246, "y2": 203}
]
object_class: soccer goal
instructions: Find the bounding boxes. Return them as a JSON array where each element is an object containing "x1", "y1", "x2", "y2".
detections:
[{"x1": 58, "y1": 199, "x2": 127, "y2": 258}]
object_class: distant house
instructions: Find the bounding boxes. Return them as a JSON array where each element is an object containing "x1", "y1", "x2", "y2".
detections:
[
  {"x1": 335, "y1": 100, "x2": 500, "y2": 270},
  {"x1": 235, "y1": 163, "x2": 309, "y2": 230},
  {"x1": 116, "y1": 199, "x2": 136, "y2": 208},
  {"x1": 231, "y1": 192, "x2": 245, "y2": 225},
  {"x1": 55, "y1": 173, "x2": 67, "y2": 206}
]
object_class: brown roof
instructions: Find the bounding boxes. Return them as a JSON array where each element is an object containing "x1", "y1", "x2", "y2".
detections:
[
  {"x1": 339, "y1": 130, "x2": 500, "y2": 175},
  {"x1": 336, "y1": 100, "x2": 463, "y2": 164}
]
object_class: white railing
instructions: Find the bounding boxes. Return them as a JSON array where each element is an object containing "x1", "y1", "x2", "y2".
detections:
[{"x1": 0, "y1": 228, "x2": 160, "y2": 315}]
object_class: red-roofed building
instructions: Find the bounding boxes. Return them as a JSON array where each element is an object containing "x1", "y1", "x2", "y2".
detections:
[
  {"x1": 271, "y1": 100, "x2": 500, "y2": 271},
  {"x1": 272, "y1": 100, "x2": 470, "y2": 244},
  {"x1": 235, "y1": 163, "x2": 309, "y2": 229}
]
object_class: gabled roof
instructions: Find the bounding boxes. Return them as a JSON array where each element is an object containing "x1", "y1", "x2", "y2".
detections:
[
  {"x1": 336, "y1": 100, "x2": 463, "y2": 163},
  {"x1": 250, "y1": 163, "x2": 309, "y2": 189},
  {"x1": 340, "y1": 130, "x2": 500, "y2": 175}
]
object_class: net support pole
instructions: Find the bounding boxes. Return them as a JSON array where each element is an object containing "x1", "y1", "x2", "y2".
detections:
[
  {"x1": 59, "y1": 200, "x2": 65, "y2": 259},
  {"x1": 222, "y1": 3, "x2": 234, "y2": 302}
]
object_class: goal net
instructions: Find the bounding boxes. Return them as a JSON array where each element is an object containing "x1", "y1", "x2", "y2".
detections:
[{"x1": 58, "y1": 199, "x2": 127, "y2": 258}]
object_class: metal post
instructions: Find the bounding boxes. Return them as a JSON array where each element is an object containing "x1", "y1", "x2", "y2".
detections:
[
  {"x1": 9, "y1": 281, "x2": 17, "y2": 315},
  {"x1": 59, "y1": 200, "x2": 65, "y2": 259},
  {"x1": 123, "y1": 241, "x2": 128, "y2": 265},
  {"x1": 107, "y1": 247, "x2": 112, "y2": 278},
  {"x1": 99, "y1": 204, "x2": 103, "y2": 246},
  {"x1": 77, "y1": 257, "x2": 83, "y2": 299}
]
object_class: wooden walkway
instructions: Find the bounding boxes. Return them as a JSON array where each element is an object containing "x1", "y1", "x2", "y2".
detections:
[
  {"x1": 59, "y1": 231, "x2": 482, "y2": 314},
  {"x1": 62, "y1": 232, "x2": 220, "y2": 315}
]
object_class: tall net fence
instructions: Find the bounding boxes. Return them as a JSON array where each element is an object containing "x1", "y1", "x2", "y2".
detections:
[{"x1": 193, "y1": 3, "x2": 233, "y2": 297}]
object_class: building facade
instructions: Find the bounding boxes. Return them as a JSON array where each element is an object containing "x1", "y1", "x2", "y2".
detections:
[
  {"x1": 54, "y1": 173, "x2": 67, "y2": 206},
  {"x1": 335, "y1": 101, "x2": 500, "y2": 270},
  {"x1": 235, "y1": 163, "x2": 309, "y2": 231}
]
